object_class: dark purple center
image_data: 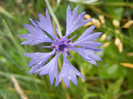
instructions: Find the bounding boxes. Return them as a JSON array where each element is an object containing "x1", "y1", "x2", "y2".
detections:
[{"x1": 59, "y1": 44, "x2": 67, "y2": 51}]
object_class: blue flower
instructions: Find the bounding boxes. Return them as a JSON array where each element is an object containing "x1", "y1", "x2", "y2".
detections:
[{"x1": 19, "y1": 5, "x2": 102, "y2": 87}]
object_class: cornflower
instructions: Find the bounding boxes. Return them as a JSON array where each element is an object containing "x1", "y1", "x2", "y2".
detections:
[{"x1": 19, "y1": 5, "x2": 102, "y2": 87}]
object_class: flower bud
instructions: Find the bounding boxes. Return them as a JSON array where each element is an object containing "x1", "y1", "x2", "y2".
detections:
[
  {"x1": 99, "y1": 15, "x2": 105, "y2": 24},
  {"x1": 123, "y1": 20, "x2": 133, "y2": 28},
  {"x1": 113, "y1": 20, "x2": 120, "y2": 28}
]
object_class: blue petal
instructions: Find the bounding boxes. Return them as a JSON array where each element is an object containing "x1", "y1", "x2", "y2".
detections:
[
  {"x1": 76, "y1": 25, "x2": 96, "y2": 41},
  {"x1": 71, "y1": 19, "x2": 92, "y2": 34},
  {"x1": 23, "y1": 50, "x2": 56, "y2": 74},
  {"x1": 19, "y1": 33, "x2": 31, "y2": 39},
  {"x1": 19, "y1": 24, "x2": 54, "y2": 45},
  {"x1": 70, "y1": 6, "x2": 78, "y2": 25},
  {"x1": 73, "y1": 48, "x2": 101, "y2": 65},
  {"x1": 72, "y1": 27, "x2": 103, "y2": 52},
  {"x1": 65, "y1": 5, "x2": 92, "y2": 38},
  {"x1": 66, "y1": 4, "x2": 71, "y2": 33},
  {"x1": 81, "y1": 32, "x2": 102, "y2": 41},
  {"x1": 55, "y1": 54, "x2": 85, "y2": 87},
  {"x1": 73, "y1": 26, "x2": 102, "y2": 45},
  {"x1": 37, "y1": 9, "x2": 56, "y2": 39},
  {"x1": 76, "y1": 41, "x2": 103, "y2": 47},
  {"x1": 29, "y1": 18, "x2": 39, "y2": 29},
  {"x1": 35, "y1": 52, "x2": 59, "y2": 85}
]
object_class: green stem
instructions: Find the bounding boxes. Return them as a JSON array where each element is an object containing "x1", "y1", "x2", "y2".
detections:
[
  {"x1": 45, "y1": 0, "x2": 62, "y2": 37},
  {"x1": 53, "y1": 0, "x2": 61, "y2": 12}
]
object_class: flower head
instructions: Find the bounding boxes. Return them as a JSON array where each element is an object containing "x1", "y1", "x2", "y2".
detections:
[{"x1": 19, "y1": 5, "x2": 102, "y2": 87}]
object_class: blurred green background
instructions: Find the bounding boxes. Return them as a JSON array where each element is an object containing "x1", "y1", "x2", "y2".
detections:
[{"x1": 0, "y1": 0, "x2": 133, "y2": 99}]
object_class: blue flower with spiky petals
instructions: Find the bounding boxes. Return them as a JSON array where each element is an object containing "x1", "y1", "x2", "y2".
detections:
[{"x1": 19, "y1": 5, "x2": 102, "y2": 88}]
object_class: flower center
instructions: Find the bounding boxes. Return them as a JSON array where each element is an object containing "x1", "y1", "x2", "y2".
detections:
[
  {"x1": 53, "y1": 38, "x2": 69, "y2": 52},
  {"x1": 53, "y1": 38, "x2": 74, "y2": 57},
  {"x1": 59, "y1": 44, "x2": 67, "y2": 51}
]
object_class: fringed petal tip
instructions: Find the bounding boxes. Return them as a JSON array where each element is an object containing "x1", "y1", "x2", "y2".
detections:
[
  {"x1": 22, "y1": 53, "x2": 26, "y2": 56},
  {"x1": 18, "y1": 34, "x2": 23, "y2": 38},
  {"x1": 37, "y1": 12, "x2": 41, "y2": 16},
  {"x1": 67, "y1": 4, "x2": 71, "y2": 10},
  {"x1": 55, "y1": 79, "x2": 59, "y2": 87},
  {"x1": 26, "y1": 65, "x2": 30, "y2": 68},
  {"x1": 45, "y1": 8, "x2": 48, "y2": 14},
  {"x1": 20, "y1": 42, "x2": 25, "y2": 45},
  {"x1": 29, "y1": 18, "x2": 32, "y2": 21},
  {"x1": 84, "y1": 78, "x2": 87, "y2": 81},
  {"x1": 22, "y1": 53, "x2": 32, "y2": 57},
  {"x1": 86, "y1": 18, "x2": 93, "y2": 22}
]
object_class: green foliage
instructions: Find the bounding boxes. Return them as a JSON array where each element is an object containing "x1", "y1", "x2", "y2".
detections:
[
  {"x1": 104, "y1": 77, "x2": 123, "y2": 99},
  {"x1": 0, "y1": 0, "x2": 133, "y2": 99}
]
